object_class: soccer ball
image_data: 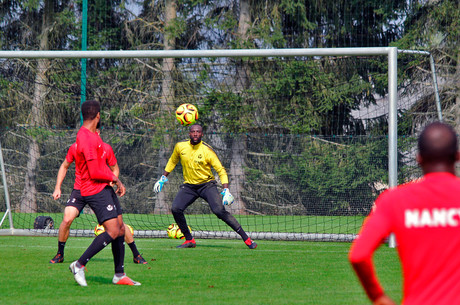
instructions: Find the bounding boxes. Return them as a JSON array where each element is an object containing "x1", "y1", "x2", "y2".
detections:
[
  {"x1": 175, "y1": 103, "x2": 198, "y2": 126},
  {"x1": 94, "y1": 223, "x2": 134, "y2": 236},
  {"x1": 166, "y1": 223, "x2": 192, "y2": 239},
  {"x1": 94, "y1": 224, "x2": 105, "y2": 236},
  {"x1": 125, "y1": 224, "x2": 134, "y2": 235}
]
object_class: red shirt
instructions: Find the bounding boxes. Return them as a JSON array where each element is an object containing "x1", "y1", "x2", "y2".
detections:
[
  {"x1": 75, "y1": 127, "x2": 116, "y2": 196},
  {"x1": 66, "y1": 142, "x2": 117, "y2": 191},
  {"x1": 103, "y1": 143, "x2": 117, "y2": 167},
  {"x1": 349, "y1": 172, "x2": 460, "y2": 305}
]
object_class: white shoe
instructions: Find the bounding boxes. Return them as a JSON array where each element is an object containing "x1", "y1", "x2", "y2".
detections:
[
  {"x1": 112, "y1": 273, "x2": 141, "y2": 286},
  {"x1": 69, "y1": 261, "x2": 87, "y2": 287}
]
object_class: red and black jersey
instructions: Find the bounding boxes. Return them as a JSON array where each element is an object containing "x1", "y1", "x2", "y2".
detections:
[
  {"x1": 350, "y1": 172, "x2": 460, "y2": 305},
  {"x1": 66, "y1": 141, "x2": 117, "y2": 191},
  {"x1": 75, "y1": 127, "x2": 115, "y2": 196}
]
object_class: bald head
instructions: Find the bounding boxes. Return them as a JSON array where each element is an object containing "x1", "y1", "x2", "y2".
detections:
[
  {"x1": 189, "y1": 124, "x2": 202, "y2": 132},
  {"x1": 418, "y1": 122, "x2": 458, "y2": 168}
]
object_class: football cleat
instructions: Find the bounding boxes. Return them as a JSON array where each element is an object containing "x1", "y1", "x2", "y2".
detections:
[
  {"x1": 176, "y1": 238, "x2": 196, "y2": 248},
  {"x1": 133, "y1": 254, "x2": 148, "y2": 264},
  {"x1": 69, "y1": 261, "x2": 87, "y2": 287},
  {"x1": 49, "y1": 253, "x2": 64, "y2": 264},
  {"x1": 112, "y1": 274, "x2": 141, "y2": 286},
  {"x1": 245, "y1": 238, "x2": 258, "y2": 249}
]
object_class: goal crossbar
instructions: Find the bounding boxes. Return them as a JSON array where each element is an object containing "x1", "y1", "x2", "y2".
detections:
[{"x1": 0, "y1": 47, "x2": 394, "y2": 59}]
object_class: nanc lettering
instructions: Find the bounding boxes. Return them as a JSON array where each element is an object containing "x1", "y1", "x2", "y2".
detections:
[{"x1": 405, "y1": 208, "x2": 460, "y2": 228}]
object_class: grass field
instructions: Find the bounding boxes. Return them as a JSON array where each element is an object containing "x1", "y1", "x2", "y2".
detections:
[{"x1": 0, "y1": 236, "x2": 402, "y2": 304}]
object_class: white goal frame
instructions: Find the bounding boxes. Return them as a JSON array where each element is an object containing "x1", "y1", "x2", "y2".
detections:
[{"x1": 0, "y1": 47, "x2": 439, "y2": 242}]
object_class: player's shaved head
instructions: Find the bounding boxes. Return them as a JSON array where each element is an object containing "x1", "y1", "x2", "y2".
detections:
[
  {"x1": 81, "y1": 100, "x2": 100, "y2": 121},
  {"x1": 189, "y1": 124, "x2": 202, "y2": 132},
  {"x1": 418, "y1": 122, "x2": 458, "y2": 164}
]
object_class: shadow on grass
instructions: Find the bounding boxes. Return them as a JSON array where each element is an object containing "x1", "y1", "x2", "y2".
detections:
[
  {"x1": 86, "y1": 275, "x2": 112, "y2": 285},
  {"x1": 185, "y1": 244, "x2": 231, "y2": 249},
  {"x1": 165, "y1": 243, "x2": 230, "y2": 249},
  {"x1": 90, "y1": 257, "x2": 113, "y2": 262}
]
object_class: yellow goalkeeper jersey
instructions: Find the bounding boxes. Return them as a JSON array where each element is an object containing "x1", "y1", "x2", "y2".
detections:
[{"x1": 165, "y1": 140, "x2": 229, "y2": 185}]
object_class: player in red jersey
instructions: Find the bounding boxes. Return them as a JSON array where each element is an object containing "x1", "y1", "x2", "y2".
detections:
[
  {"x1": 49, "y1": 136, "x2": 147, "y2": 264},
  {"x1": 69, "y1": 100, "x2": 140, "y2": 286},
  {"x1": 349, "y1": 122, "x2": 460, "y2": 305}
]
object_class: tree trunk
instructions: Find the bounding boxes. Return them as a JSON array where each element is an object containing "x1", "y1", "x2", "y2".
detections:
[
  {"x1": 19, "y1": 140, "x2": 40, "y2": 213},
  {"x1": 228, "y1": 133, "x2": 248, "y2": 215},
  {"x1": 228, "y1": 0, "x2": 251, "y2": 215},
  {"x1": 155, "y1": 0, "x2": 176, "y2": 214},
  {"x1": 19, "y1": 0, "x2": 53, "y2": 213}
]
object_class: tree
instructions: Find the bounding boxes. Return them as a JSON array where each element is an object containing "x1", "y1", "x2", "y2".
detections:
[
  {"x1": 16, "y1": 0, "x2": 59, "y2": 212},
  {"x1": 394, "y1": 0, "x2": 459, "y2": 133},
  {"x1": 0, "y1": 0, "x2": 131, "y2": 212},
  {"x1": 155, "y1": 0, "x2": 177, "y2": 214},
  {"x1": 0, "y1": 0, "x2": 78, "y2": 128},
  {"x1": 225, "y1": 0, "x2": 252, "y2": 215}
]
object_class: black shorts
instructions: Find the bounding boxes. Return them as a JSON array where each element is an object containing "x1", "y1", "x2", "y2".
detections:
[
  {"x1": 65, "y1": 189, "x2": 86, "y2": 215},
  {"x1": 172, "y1": 180, "x2": 241, "y2": 231},
  {"x1": 83, "y1": 186, "x2": 122, "y2": 225}
]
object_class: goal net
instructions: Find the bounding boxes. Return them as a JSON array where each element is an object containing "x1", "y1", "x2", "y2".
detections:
[{"x1": 0, "y1": 48, "x2": 441, "y2": 241}]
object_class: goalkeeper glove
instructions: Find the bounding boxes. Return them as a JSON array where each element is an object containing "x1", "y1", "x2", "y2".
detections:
[
  {"x1": 154, "y1": 175, "x2": 168, "y2": 193},
  {"x1": 221, "y1": 188, "x2": 234, "y2": 205}
]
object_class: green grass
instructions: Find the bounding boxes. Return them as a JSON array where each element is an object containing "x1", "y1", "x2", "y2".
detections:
[{"x1": 0, "y1": 236, "x2": 402, "y2": 304}]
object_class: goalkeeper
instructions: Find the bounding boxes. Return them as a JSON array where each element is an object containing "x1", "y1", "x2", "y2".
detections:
[{"x1": 154, "y1": 124, "x2": 257, "y2": 249}]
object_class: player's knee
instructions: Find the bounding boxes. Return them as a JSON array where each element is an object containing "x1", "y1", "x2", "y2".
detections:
[
  {"x1": 212, "y1": 208, "x2": 227, "y2": 219},
  {"x1": 106, "y1": 229, "x2": 119, "y2": 239},
  {"x1": 119, "y1": 224, "x2": 125, "y2": 237},
  {"x1": 171, "y1": 205, "x2": 184, "y2": 215},
  {"x1": 61, "y1": 217, "x2": 74, "y2": 228},
  {"x1": 105, "y1": 226, "x2": 120, "y2": 239}
]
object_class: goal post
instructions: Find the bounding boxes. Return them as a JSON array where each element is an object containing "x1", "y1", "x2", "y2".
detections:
[
  {"x1": 0, "y1": 47, "x2": 439, "y2": 241},
  {"x1": 0, "y1": 139, "x2": 13, "y2": 230}
]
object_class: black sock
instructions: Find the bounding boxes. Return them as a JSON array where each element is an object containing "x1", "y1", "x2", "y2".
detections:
[
  {"x1": 78, "y1": 232, "x2": 113, "y2": 266},
  {"x1": 58, "y1": 241, "x2": 66, "y2": 255},
  {"x1": 128, "y1": 241, "x2": 140, "y2": 258},
  {"x1": 235, "y1": 227, "x2": 249, "y2": 241},
  {"x1": 111, "y1": 236, "x2": 125, "y2": 274}
]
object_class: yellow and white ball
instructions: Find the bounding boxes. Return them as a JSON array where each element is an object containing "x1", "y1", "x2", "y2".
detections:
[
  {"x1": 94, "y1": 223, "x2": 134, "y2": 236},
  {"x1": 175, "y1": 103, "x2": 199, "y2": 126},
  {"x1": 94, "y1": 224, "x2": 105, "y2": 236},
  {"x1": 166, "y1": 223, "x2": 192, "y2": 239},
  {"x1": 125, "y1": 224, "x2": 134, "y2": 235}
]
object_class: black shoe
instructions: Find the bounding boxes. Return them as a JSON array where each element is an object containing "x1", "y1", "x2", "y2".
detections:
[
  {"x1": 245, "y1": 238, "x2": 257, "y2": 249},
  {"x1": 176, "y1": 239, "x2": 196, "y2": 248},
  {"x1": 133, "y1": 254, "x2": 148, "y2": 264},
  {"x1": 49, "y1": 253, "x2": 64, "y2": 264}
]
